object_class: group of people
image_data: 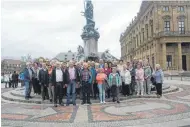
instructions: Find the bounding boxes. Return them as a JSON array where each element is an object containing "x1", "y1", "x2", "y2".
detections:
[
  {"x1": 22, "y1": 58, "x2": 164, "y2": 107},
  {"x1": 2, "y1": 71, "x2": 19, "y2": 88}
]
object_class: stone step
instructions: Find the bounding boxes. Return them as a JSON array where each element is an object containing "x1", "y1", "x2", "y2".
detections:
[
  {"x1": 2, "y1": 86, "x2": 179, "y2": 105},
  {"x1": 10, "y1": 85, "x2": 171, "y2": 99}
]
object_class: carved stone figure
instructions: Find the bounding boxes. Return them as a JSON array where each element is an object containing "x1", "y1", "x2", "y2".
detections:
[{"x1": 76, "y1": 45, "x2": 85, "y2": 61}]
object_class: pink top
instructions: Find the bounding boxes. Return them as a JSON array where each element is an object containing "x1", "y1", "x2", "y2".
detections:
[
  {"x1": 104, "y1": 68, "x2": 112, "y2": 76},
  {"x1": 69, "y1": 67, "x2": 75, "y2": 80},
  {"x1": 135, "y1": 68, "x2": 144, "y2": 81}
]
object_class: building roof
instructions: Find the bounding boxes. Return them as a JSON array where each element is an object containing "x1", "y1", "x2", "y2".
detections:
[
  {"x1": 1, "y1": 59, "x2": 22, "y2": 65},
  {"x1": 54, "y1": 51, "x2": 118, "y2": 61}
]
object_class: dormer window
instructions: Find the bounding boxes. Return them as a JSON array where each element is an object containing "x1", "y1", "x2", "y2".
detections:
[{"x1": 163, "y1": 6, "x2": 169, "y2": 12}]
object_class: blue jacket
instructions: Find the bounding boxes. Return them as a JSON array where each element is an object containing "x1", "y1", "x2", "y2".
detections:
[
  {"x1": 19, "y1": 73, "x2": 24, "y2": 81},
  {"x1": 23, "y1": 68, "x2": 30, "y2": 82},
  {"x1": 90, "y1": 67, "x2": 96, "y2": 83}
]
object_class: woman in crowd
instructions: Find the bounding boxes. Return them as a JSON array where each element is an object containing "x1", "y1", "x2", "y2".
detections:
[
  {"x1": 104, "y1": 63, "x2": 112, "y2": 98},
  {"x1": 135, "y1": 62, "x2": 144, "y2": 96},
  {"x1": 143, "y1": 59, "x2": 152, "y2": 95},
  {"x1": 123, "y1": 65, "x2": 131, "y2": 96},
  {"x1": 108, "y1": 67, "x2": 121, "y2": 103},
  {"x1": 96, "y1": 68, "x2": 107, "y2": 103},
  {"x1": 153, "y1": 64, "x2": 164, "y2": 97}
]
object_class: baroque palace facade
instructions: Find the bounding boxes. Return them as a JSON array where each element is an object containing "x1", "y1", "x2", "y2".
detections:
[{"x1": 120, "y1": 1, "x2": 190, "y2": 71}]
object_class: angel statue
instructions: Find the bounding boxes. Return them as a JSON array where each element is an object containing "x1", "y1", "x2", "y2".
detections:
[{"x1": 76, "y1": 45, "x2": 85, "y2": 61}]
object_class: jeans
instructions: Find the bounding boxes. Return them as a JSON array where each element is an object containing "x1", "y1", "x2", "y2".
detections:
[
  {"x1": 48, "y1": 83, "x2": 54, "y2": 101},
  {"x1": 66, "y1": 80, "x2": 76, "y2": 105},
  {"x1": 144, "y1": 78, "x2": 151, "y2": 94},
  {"x1": 97, "y1": 84, "x2": 105, "y2": 102},
  {"x1": 136, "y1": 80, "x2": 144, "y2": 95},
  {"x1": 24, "y1": 81, "x2": 30, "y2": 98}
]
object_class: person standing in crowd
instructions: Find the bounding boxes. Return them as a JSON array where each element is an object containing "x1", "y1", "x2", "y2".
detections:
[
  {"x1": 123, "y1": 65, "x2": 131, "y2": 96},
  {"x1": 108, "y1": 67, "x2": 121, "y2": 103},
  {"x1": 104, "y1": 63, "x2": 112, "y2": 98},
  {"x1": 96, "y1": 68, "x2": 107, "y2": 104},
  {"x1": 47, "y1": 64, "x2": 53, "y2": 103},
  {"x1": 32, "y1": 62, "x2": 40, "y2": 95},
  {"x1": 52, "y1": 62, "x2": 65, "y2": 107},
  {"x1": 90, "y1": 61, "x2": 98, "y2": 99},
  {"x1": 12, "y1": 71, "x2": 17, "y2": 88},
  {"x1": 62, "y1": 62, "x2": 68, "y2": 97},
  {"x1": 23, "y1": 62, "x2": 33, "y2": 100},
  {"x1": 135, "y1": 62, "x2": 144, "y2": 96},
  {"x1": 4, "y1": 74, "x2": 9, "y2": 88},
  {"x1": 99, "y1": 59, "x2": 104, "y2": 68},
  {"x1": 153, "y1": 64, "x2": 164, "y2": 98},
  {"x1": 9, "y1": 72, "x2": 12, "y2": 88},
  {"x1": 39, "y1": 63, "x2": 49, "y2": 101},
  {"x1": 81, "y1": 63, "x2": 92, "y2": 105},
  {"x1": 143, "y1": 59, "x2": 152, "y2": 95},
  {"x1": 65, "y1": 61, "x2": 80, "y2": 106},
  {"x1": 75, "y1": 62, "x2": 82, "y2": 99},
  {"x1": 130, "y1": 61, "x2": 136, "y2": 95}
]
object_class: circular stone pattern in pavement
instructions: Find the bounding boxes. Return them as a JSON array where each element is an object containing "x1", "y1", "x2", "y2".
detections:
[
  {"x1": 1, "y1": 103, "x2": 78, "y2": 123},
  {"x1": 88, "y1": 99, "x2": 190, "y2": 122}
]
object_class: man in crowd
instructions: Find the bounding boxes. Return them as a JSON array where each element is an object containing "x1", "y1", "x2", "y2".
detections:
[
  {"x1": 52, "y1": 62, "x2": 65, "y2": 107},
  {"x1": 65, "y1": 61, "x2": 80, "y2": 106},
  {"x1": 12, "y1": 71, "x2": 19, "y2": 88},
  {"x1": 81, "y1": 63, "x2": 92, "y2": 105},
  {"x1": 23, "y1": 62, "x2": 33, "y2": 100},
  {"x1": 39, "y1": 63, "x2": 49, "y2": 101}
]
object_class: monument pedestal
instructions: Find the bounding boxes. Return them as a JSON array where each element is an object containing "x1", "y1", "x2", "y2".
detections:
[{"x1": 84, "y1": 38, "x2": 98, "y2": 60}]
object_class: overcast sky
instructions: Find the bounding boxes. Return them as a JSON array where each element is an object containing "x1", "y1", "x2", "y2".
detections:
[{"x1": 1, "y1": 0, "x2": 142, "y2": 60}]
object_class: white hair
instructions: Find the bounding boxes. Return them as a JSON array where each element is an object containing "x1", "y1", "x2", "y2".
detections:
[{"x1": 155, "y1": 64, "x2": 161, "y2": 68}]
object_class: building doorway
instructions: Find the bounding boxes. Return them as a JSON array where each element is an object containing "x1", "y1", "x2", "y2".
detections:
[{"x1": 182, "y1": 55, "x2": 187, "y2": 71}]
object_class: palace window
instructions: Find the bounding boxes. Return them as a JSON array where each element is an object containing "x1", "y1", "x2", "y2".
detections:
[
  {"x1": 146, "y1": 25, "x2": 148, "y2": 39},
  {"x1": 163, "y1": 6, "x2": 169, "y2": 12},
  {"x1": 164, "y1": 21, "x2": 170, "y2": 32},
  {"x1": 178, "y1": 21, "x2": 185, "y2": 34},
  {"x1": 178, "y1": 6, "x2": 184, "y2": 12},
  {"x1": 167, "y1": 55, "x2": 172, "y2": 67}
]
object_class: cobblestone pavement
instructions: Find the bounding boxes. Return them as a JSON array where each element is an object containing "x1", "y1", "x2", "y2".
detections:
[{"x1": 1, "y1": 80, "x2": 190, "y2": 127}]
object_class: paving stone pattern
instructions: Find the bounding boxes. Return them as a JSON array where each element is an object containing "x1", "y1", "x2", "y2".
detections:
[{"x1": 1, "y1": 81, "x2": 190, "y2": 127}]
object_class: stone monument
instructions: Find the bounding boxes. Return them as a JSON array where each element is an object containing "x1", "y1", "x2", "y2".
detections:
[{"x1": 81, "y1": 0, "x2": 100, "y2": 61}]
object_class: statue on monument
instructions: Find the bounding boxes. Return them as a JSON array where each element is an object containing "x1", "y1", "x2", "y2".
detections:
[
  {"x1": 76, "y1": 45, "x2": 85, "y2": 61},
  {"x1": 81, "y1": 0, "x2": 100, "y2": 41}
]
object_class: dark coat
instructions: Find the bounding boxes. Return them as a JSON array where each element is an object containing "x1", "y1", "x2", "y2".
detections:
[
  {"x1": 51, "y1": 68, "x2": 65, "y2": 85},
  {"x1": 65, "y1": 67, "x2": 80, "y2": 84},
  {"x1": 39, "y1": 69, "x2": 49, "y2": 85}
]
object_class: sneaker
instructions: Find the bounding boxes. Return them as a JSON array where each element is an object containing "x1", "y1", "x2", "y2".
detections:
[
  {"x1": 54, "y1": 104, "x2": 57, "y2": 107},
  {"x1": 100, "y1": 101, "x2": 103, "y2": 104},
  {"x1": 117, "y1": 101, "x2": 120, "y2": 103},
  {"x1": 103, "y1": 101, "x2": 106, "y2": 104}
]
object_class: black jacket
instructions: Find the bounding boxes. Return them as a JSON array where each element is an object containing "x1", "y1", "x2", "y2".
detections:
[
  {"x1": 39, "y1": 69, "x2": 49, "y2": 85},
  {"x1": 51, "y1": 68, "x2": 65, "y2": 85},
  {"x1": 65, "y1": 67, "x2": 80, "y2": 84},
  {"x1": 12, "y1": 73, "x2": 19, "y2": 82}
]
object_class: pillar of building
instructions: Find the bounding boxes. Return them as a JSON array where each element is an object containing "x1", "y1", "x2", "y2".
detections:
[
  {"x1": 162, "y1": 43, "x2": 167, "y2": 70},
  {"x1": 178, "y1": 42, "x2": 182, "y2": 70}
]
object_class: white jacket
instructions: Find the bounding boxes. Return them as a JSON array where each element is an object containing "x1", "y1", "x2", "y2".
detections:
[{"x1": 124, "y1": 70, "x2": 131, "y2": 85}]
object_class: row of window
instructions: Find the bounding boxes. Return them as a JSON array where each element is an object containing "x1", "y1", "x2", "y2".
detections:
[
  {"x1": 164, "y1": 20, "x2": 185, "y2": 34},
  {"x1": 163, "y1": 6, "x2": 185, "y2": 12}
]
